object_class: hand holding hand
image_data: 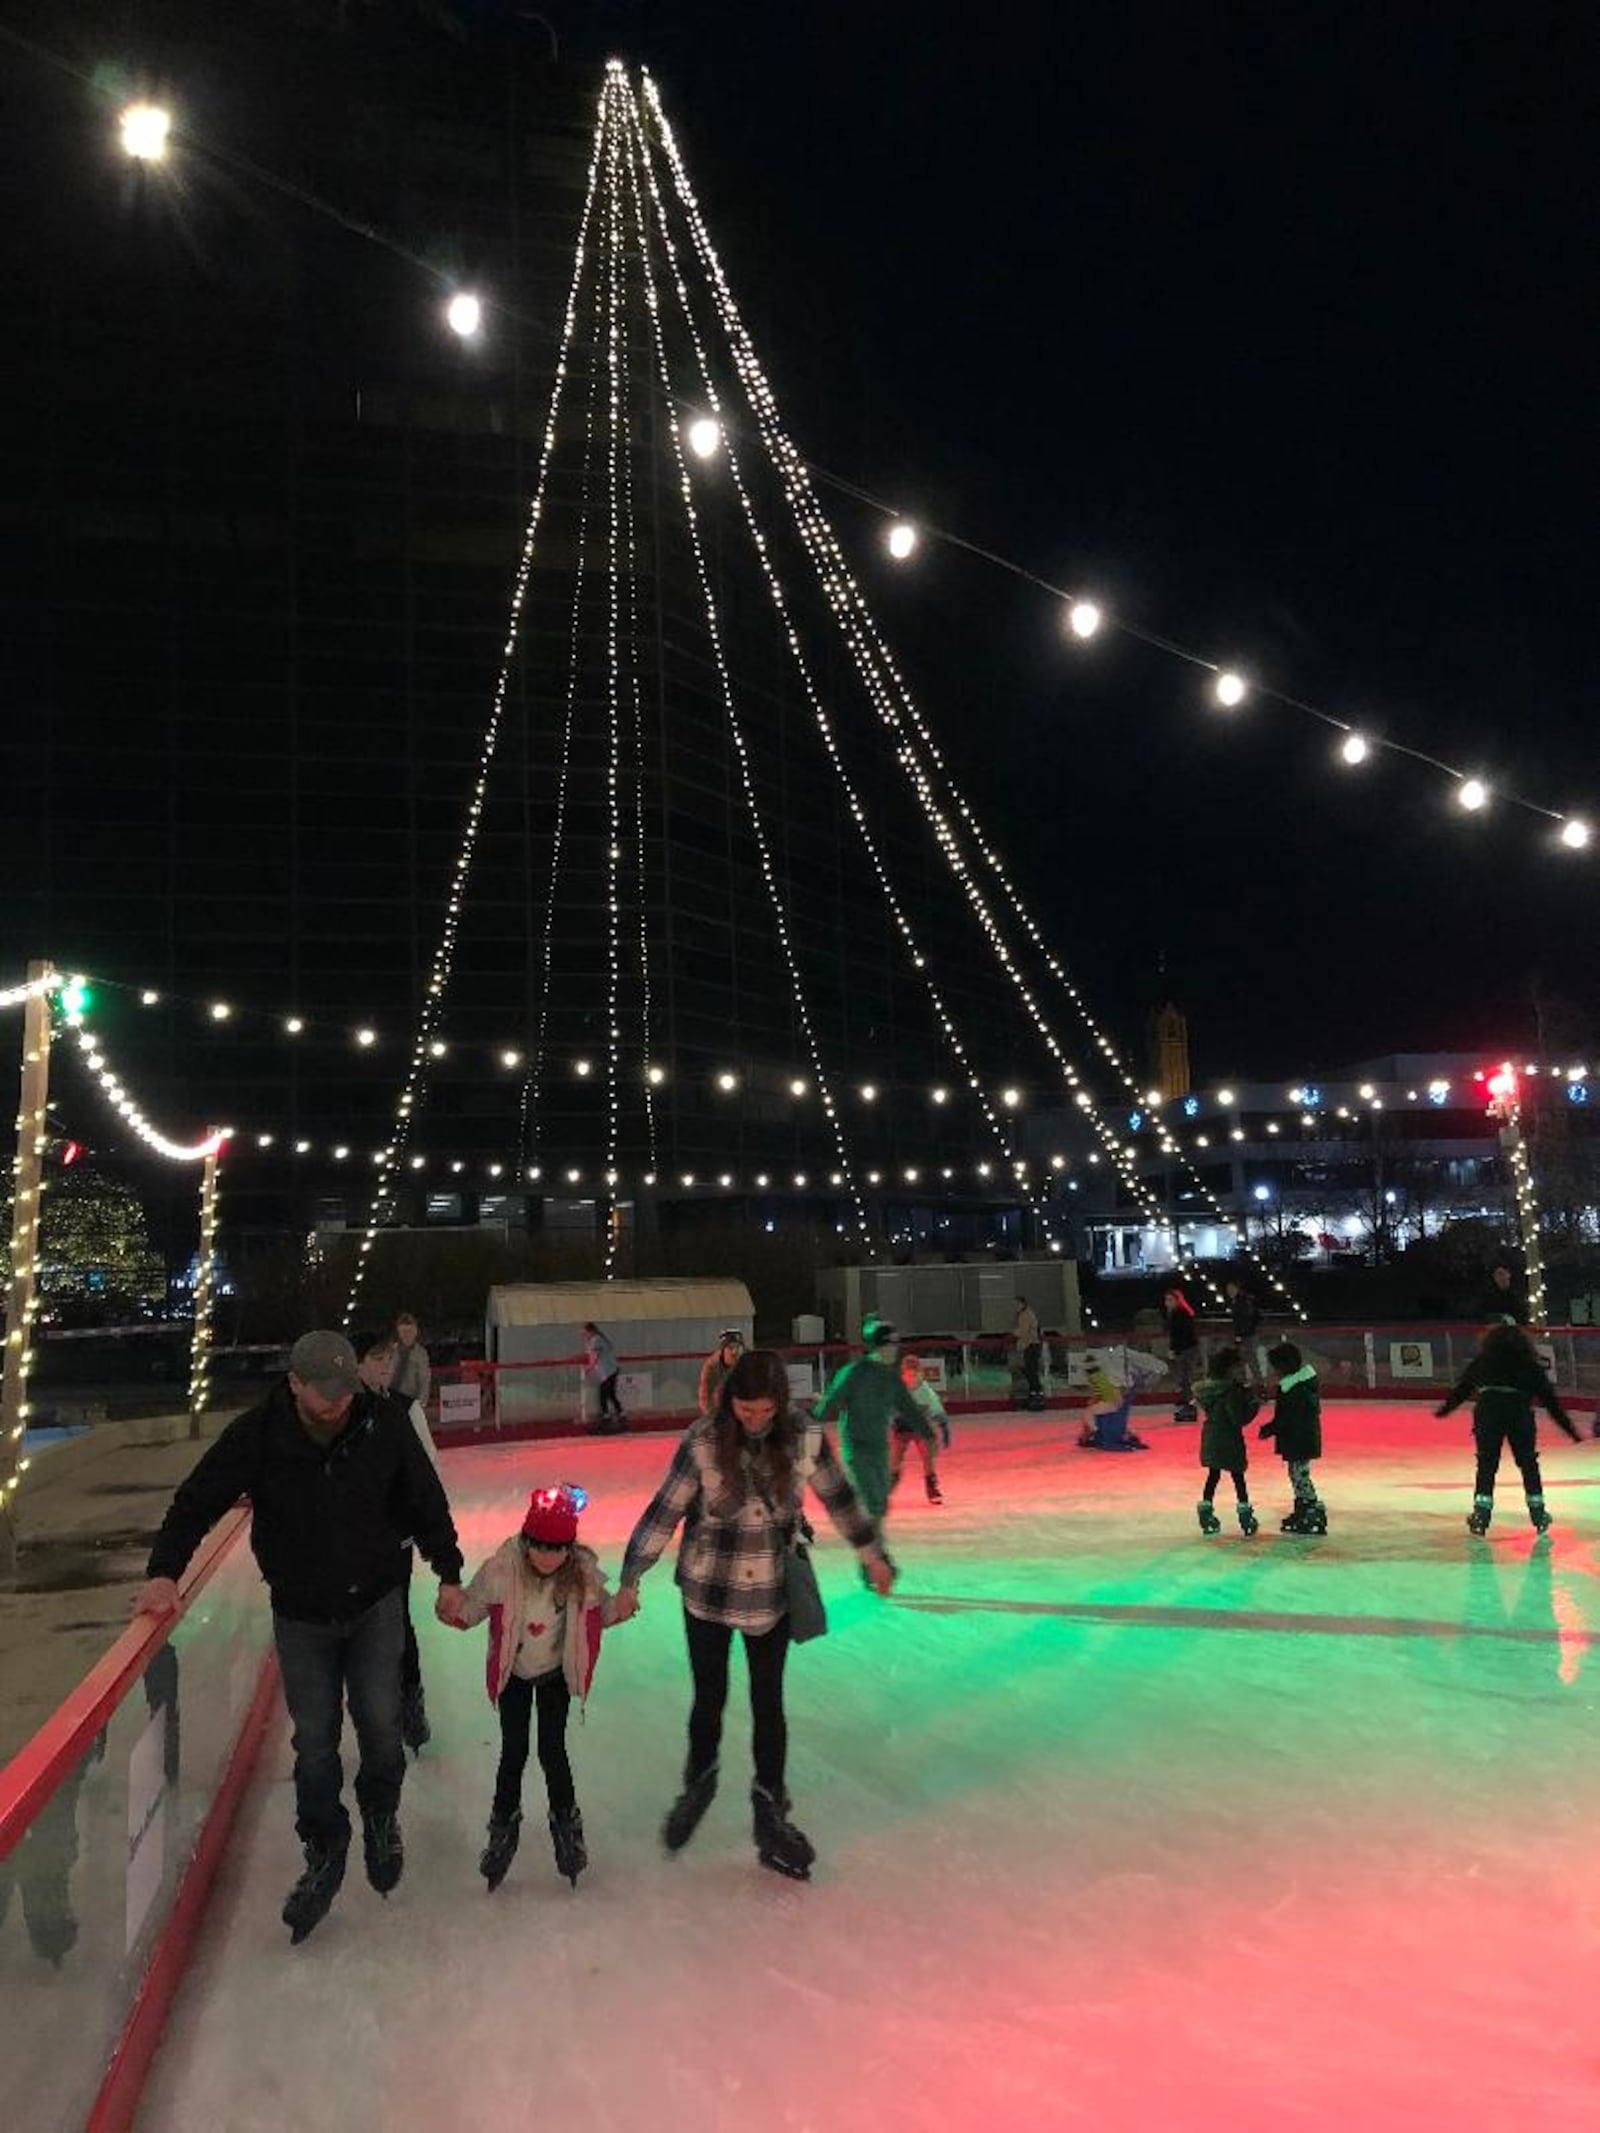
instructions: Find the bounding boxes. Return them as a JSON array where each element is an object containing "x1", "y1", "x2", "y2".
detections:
[
  {"x1": 611, "y1": 1585, "x2": 641, "y2": 1623},
  {"x1": 435, "y1": 1583, "x2": 466, "y2": 1626},
  {"x1": 135, "y1": 1576, "x2": 181, "y2": 1620}
]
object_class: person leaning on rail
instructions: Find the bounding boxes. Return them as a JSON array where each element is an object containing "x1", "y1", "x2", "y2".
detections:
[{"x1": 136, "y1": 1329, "x2": 464, "y2": 1946}]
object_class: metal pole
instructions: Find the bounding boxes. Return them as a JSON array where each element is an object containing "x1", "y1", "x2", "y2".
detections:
[
  {"x1": 0, "y1": 963, "x2": 56, "y2": 1576},
  {"x1": 188, "y1": 1138, "x2": 222, "y2": 1439}
]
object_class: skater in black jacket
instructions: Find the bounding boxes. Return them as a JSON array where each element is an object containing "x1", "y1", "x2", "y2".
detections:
[
  {"x1": 1195, "y1": 1346, "x2": 1259, "y2": 1536},
  {"x1": 1259, "y1": 1341, "x2": 1326, "y2": 1533},
  {"x1": 1437, "y1": 1320, "x2": 1580, "y2": 1536},
  {"x1": 1163, "y1": 1283, "x2": 1201, "y2": 1423}
]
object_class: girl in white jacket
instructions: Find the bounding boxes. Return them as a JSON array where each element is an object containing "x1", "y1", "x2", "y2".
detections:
[{"x1": 445, "y1": 1484, "x2": 627, "y2": 1891}]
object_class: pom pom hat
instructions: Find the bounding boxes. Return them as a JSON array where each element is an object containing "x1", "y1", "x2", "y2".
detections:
[{"x1": 521, "y1": 1482, "x2": 588, "y2": 1547}]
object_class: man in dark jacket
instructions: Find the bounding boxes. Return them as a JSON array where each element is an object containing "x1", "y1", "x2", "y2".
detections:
[
  {"x1": 137, "y1": 1330, "x2": 464, "y2": 1944},
  {"x1": 1162, "y1": 1283, "x2": 1201, "y2": 1422},
  {"x1": 1479, "y1": 1260, "x2": 1529, "y2": 1326},
  {"x1": 1224, "y1": 1279, "x2": 1263, "y2": 1382}
]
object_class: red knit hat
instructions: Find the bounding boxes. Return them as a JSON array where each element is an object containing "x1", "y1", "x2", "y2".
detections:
[{"x1": 521, "y1": 1483, "x2": 585, "y2": 1546}]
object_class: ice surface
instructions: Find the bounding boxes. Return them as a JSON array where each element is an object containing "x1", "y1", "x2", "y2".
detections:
[{"x1": 137, "y1": 1407, "x2": 1600, "y2": 2131}]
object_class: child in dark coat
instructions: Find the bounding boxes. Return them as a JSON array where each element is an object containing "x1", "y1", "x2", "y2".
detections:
[
  {"x1": 1259, "y1": 1340, "x2": 1327, "y2": 1534},
  {"x1": 1437, "y1": 1321, "x2": 1580, "y2": 1536},
  {"x1": 1194, "y1": 1346, "x2": 1259, "y2": 1536}
]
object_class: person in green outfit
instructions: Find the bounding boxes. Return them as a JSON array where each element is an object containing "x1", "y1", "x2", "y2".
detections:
[{"x1": 815, "y1": 1317, "x2": 939, "y2": 1544}]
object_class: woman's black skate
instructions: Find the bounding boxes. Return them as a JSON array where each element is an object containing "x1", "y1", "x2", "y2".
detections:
[
  {"x1": 479, "y1": 1810, "x2": 521, "y2": 1891},
  {"x1": 1466, "y1": 1494, "x2": 1493, "y2": 1537},
  {"x1": 1527, "y1": 1495, "x2": 1553, "y2": 1535},
  {"x1": 1196, "y1": 1500, "x2": 1221, "y2": 1536},
  {"x1": 1281, "y1": 1502, "x2": 1327, "y2": 1535},
  {"x1": 550, "y1": 1806, "x2": 587, "y2": 1887},
  {"x1": 661, "y1": 1762, "x2": 719, "y2": 1852},
  {"x1": 1237, "y1": 1503, "x2": 1259, "y2": 1537},
  {"x1": 282, "y1": 1834, "x2": 348, "y2": 1944},
  {"x1": 925, "y1": 1473, "x2": 944, "y2": 1505},
  {"x1": 751, "y1": 1785, "x2": 815, "y2": 1881},
  {"x1": 361, "y1": 1810, "x2": 404, "y2": 1896}
]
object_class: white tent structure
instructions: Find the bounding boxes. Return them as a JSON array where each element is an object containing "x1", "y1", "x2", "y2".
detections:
[{"x1": 485, "y1": 1277, "x2": 754, "y2": 1427}]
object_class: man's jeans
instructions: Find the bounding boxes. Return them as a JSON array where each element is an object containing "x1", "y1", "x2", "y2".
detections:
[{"x1": 273, "y1": 1589, "x2": 405, "y2": 1847}]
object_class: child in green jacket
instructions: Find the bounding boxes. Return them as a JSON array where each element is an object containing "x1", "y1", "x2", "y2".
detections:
[
  {"x1": 1195, "y1": 1346, "x2": 1260, "y2": 1536},
  {"x1": 1259, "y1": 1341, "x2": 1327, "y2": 1534}
]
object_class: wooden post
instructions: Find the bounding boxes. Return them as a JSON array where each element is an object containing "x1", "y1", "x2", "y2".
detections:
[
  {"x1": 1499, "y1": 1113, "x2": 1549, "y2": 1326},
  {"x1": 0, "y1": 963, "x2": 56, "y2": 1577},
  {"x1": 188, "y1": 1138, "x2": 223, "y2": 1439}
]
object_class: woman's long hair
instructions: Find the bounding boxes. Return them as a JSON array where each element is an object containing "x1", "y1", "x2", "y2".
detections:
[
  {"x1": 1477, "y1": 1319, "x2": 1546, "y2": 1388},
  {"x1": 708, "y1": 1348, "x2": 797, "y2": 1510}
]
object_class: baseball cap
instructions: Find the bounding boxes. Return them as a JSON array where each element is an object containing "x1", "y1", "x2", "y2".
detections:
[{"x1": 289, "y1": 1330, "x2": 362, "y2": 1400}]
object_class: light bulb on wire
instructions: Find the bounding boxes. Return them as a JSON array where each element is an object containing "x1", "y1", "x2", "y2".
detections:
[
  {"x1": 685, "y1": 415, "x2": 721, "y2": 459},
  {"x1": 119, "y1": 103, "x2": 171, "y2": 162},
  {"x1": 1340, "y1": 732, "x2": 1370, "y2": 767},
  {"x1": 1456, "y1": 777, "x2": 1490, "y2": 813},
  {"x1": 445, "y1": 292, "x2": 483, "y2": 338},
  {"x1": 1560, "y1": 817, "x2": 1590, "y2": 850},
  {"x1": 1066, "y1": 600, "x2": 1103, "y2": 641},
  {"x1": 886, "y1": 521, "x2": 918, "y2": 561},
  {"x1": 1213, "y1": 671, "x2": 1248, "y2": 708}
]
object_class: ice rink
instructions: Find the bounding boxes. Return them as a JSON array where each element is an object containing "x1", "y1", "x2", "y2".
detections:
[{"x1": 138, "y1": 1405, "x2": 1600, "y2": 2132}]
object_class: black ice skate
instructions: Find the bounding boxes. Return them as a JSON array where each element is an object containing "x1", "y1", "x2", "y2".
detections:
[
  {"x1": 550, "y1": 1806, "x2": 587, "y2": 1887},
  {"x1": 751, "y1": 1784, "x2": 815, "y2": 1881},
  {"x1": 1527, "y1": 1494, "x2": 1553, "y2": 1535},
  {"x1": 479, "y1": 1810, "x2": 522, "y2": 1891},
  {"x1": 361, "y1": 1811, "x2": 404, "y2": 1897},
  {"x1": 1466, "y1": 1494, "x2": 1493, "y2": 1537},
  {"x1": 282, "y1": 1833, "x2": 348, "y2": 1945},
  {"x1": 1280, "y1": 1502, "x2": 1325, "y2": 1534},
  {"x1": 401, "y1": 1685, "x2": 431, "y2": 1755},
  {"x1": 661, "y1": 1762, "x2": 719, "y2": 1852},
  {"x1": 1174, "y1": 1403, "x2": 1199, "y2": 1425},
  {"x1": 1237, "y1": 1502, "x2": 1259, "y2": 1537},
  {"x1": 1196, "y1": 1500, "x2": 1221, "y2": 1536},
  {"x1": 925, "y1": 1473, "x2": 944, "y2": 1506}
]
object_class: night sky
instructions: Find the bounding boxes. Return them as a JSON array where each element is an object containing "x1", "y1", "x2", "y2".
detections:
[
  {"x1": 9, "y1": 0, "x2": 1598, "y2": 1096},
  {"x1": 599, "y1": 0, "x2": 1599, "y2": 1077}
]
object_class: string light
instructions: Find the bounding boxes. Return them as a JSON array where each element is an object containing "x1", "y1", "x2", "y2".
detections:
[
  {"x1": 1560, "y1": 818, "x2": 1590, "y2": 850},
  {"x1": 445, "y1": 291, "x2": 483, "y2": 339},
  {"x1": 600, "y1": 98, "x2": 628, "y2": 1276},
  {"x1": 1066, "y1": 600, "x2": 1103, "y2": 640},
  {"x1": 1457, "y1": 778, "x2": 1490, "y2": 812},
  {"x1": 1213, "y1": 671, "x2": 1248, "y2": 708},
  {"x1": 1, "y1": 969, "x2": 55, "y2": 1519},
  {"x1": 685, "y1": 415, "x2": 721, "y2": 459},
  {"x1": 887, "y1": 521, "x2": 918, "y2": 561},
  {"x1": 343, "y1": 69, "x2": 615, "y2": 1327},
  {"x1": 187, "y1": 1138, "x2": 225, "y2": 1424},
  {"x1": 1339, "y1": 732, "x2": 1370, "y2": 767},
  {"x1": 61, "y1": 1003, "x2": 229, "y2": 1162}
]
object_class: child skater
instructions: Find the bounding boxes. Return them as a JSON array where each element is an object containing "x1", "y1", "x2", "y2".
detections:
[
  {"x1": 892, "y1": 1353, "x2": 950, "y2": 1504},
  {"x1": 1258, "y1": 1340, "x2": 1327, "y2": 1533},
  {"x1": 1194, "y1": 1345, "x2": 1259, "y2": 1535},
  {"x1": 1436, "y1": 1319, "x2": 1581, "y2": 1535},
  {"x1": 816, "y1": 1317, "x2": 939, "y2": 1548},
  {"x1": 445, "y1": 1483, "x2": 627, "y2": 1892},
  {"x1": 1077, "y1": 1355, "x2": 1150, "y2": 1451}
]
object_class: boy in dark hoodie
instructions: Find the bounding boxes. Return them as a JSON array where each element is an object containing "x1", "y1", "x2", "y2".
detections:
[
  {"x1": 1437, "y1": 1320, "x2": 1580, "y2": 1535},
  {"x1": 1259, "y1": 1340, "x2": 1326, "y2": 1534},
  {"x1": 1195, "y1": 1345, "x2": 1259, "y2": 1536}
]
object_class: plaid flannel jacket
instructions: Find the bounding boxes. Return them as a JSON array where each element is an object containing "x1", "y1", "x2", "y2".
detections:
[{"x1": 621, "y1": 1418, "x2": 878, "y2": 1631}]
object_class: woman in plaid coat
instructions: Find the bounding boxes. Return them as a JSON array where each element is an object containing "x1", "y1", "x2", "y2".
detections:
[{"x1": 612, "y1": 1348, "x2": 894, "y2": 1880}]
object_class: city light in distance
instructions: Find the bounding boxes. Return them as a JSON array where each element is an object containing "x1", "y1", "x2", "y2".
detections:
[
  {"x1": 716, "y1": 1070, "x2": 738, "y2": 1092},
  {"x1": 445, "y1": 292, "x2": 483, "y2": 338},
  {"x1": 1213, "y1": 671, "x2": 1248, "y2": 708},
  {"x1": 931, "y1": 1086, "x2": 948, "y2": 1105},
  {"x1": 500, "y1": 1049, "x2": 522, "y2": 1069},
  {"x1": 140, "y1": 990, "x2": 160, "y2": 1006},
  {"x1": 1066, "y1": 599, "x2": 1103, "y2": 640},
  {"x1": 1340, "y1": 732, "x2": 1370, "y2": 766},
  {"x1": 285, "y1": 1017, "x2": 304, "y2": 1035},
  {"x1": 860, "y1": 1083, "x2": 878, "y2": 1102},
  {"x1": 119, "y1": 103, "x2": 171, "y2": 161},
  {"x1": 685, "y1": 415, "x2": 721, "y2": 459},
  {"x1": 1217, "y1": 1088, "x2": 1235, "y2": 1106},
  {"x1": 886, "y1": 521, "x2": 918, "y2": 561},
  {"x1": 574, "y1": 1058, "x2": 593, "y2": 1077},
  {"x1": 209, "y1": 1002, "x2": 232, "y2": 1022}
]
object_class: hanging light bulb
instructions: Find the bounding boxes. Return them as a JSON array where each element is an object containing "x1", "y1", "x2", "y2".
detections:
[
  {"x1": 1340, "y1": 732, "x2": 1370, "y2": 766},
  {"x1": 119, "y1": 102, "x2": 171, "y2": 162},
  {"x1": 1457, "y1": 777, "x2": 1489, "y2": 812},
  {"x1": 1560, "y1": 817, "x2": 1590, "y2": 850},
  {"x1": 886, "y1": 521, "x2": 917, "y2": 561},
  {"x1": 646, "y1": 1064, "x2": 666, "y2": 1086},
  {"x1": 1213, "y1": 670, "x2": 1248, "y2": 708},
  {"x1": 446, "y1": 292, "x2": 483, "y2": 338},
  {"x1": 716, "y1": 1070, "x2": 738, "y2": 1092},
  {"x1": 685, "y1": 415, "x2": 721, "y2": 459},
  {"x1": 1066, "y1": 599, "x2": 1103, "y2": 640},
  {"x1": 788, "y1": 1076, "x2": 809, "y2": 1097},
  {"x1": 355, "y1": 1027, "x2": 378, "y2": 1048}
]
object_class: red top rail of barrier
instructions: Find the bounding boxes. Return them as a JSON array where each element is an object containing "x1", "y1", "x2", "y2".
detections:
[{"x1": 0, "y1": 1505, "x2": 252, "y2": 1861}]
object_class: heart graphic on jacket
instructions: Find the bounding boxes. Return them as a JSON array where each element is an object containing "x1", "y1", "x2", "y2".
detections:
[{"x1": 527, "y1": 1621, "x2": 547, "y2": 1636}]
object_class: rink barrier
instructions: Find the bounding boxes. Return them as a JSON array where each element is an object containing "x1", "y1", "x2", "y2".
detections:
[
  {"x1": 85, "y1": 1654, "x2": 280, "y2": 2133},
  {"x1": 432, "y1": 1323, "x2": 1600, "y2": 1443},
  {"x1": 0, "y1": 1506, "x2": 276, "y2": 2133}
]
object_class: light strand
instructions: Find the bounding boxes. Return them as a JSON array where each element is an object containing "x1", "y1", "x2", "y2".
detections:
[
  {"x1": 623, "y1": 80, "x2": 873, "y2": 1252},
  {"x1": 342, "y1": 69, "x2": 615, "y2": 1326},
  {"x1": 639, "y1": 72, "x2": 1215, "y2": 1302},
  {"x1": 62, "y1": 1004, "x2": 231, "y2": 1162},
  {"x1": 187, "y1": 1143, "x2": 223, "y2": 1421},
  {"x1": 600, "y1": 90, "x2": 628, "y2": 1273},
  {"x1": 622, "y1": 80, "x2": 1057, "y2": 1248}
]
